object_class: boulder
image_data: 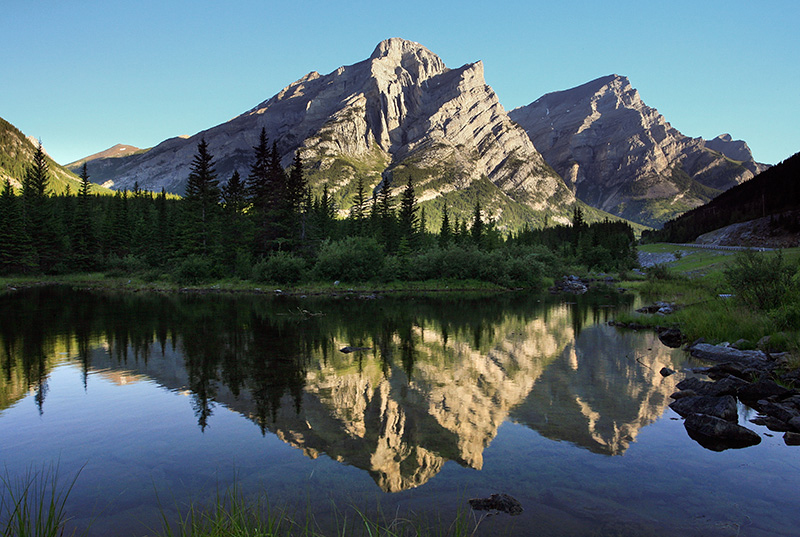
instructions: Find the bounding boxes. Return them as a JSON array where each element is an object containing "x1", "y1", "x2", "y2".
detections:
[
  {"x1": 737, "y1": 379, "x2": 794, "y2": 403},
  {"x1": 660, "y1": 367, "x2": 676, "y2": 377},
  {"x1": 784, "y1": 432, "x2": 800, "y2": 446},
  {"x1": 674, "y1": 377, "x2": 746, "y2": 397},
  {"x1": 657, "y1": 328, "x2": 684, "y2": 348},
  {"x1": 688, "y1": 343, "x2": 771, "y2": 369},
  {"x1": 684, "y1": 413, "x2": 761, "y2": 451},
  {"x1": 468, "y1": 493, "x2": 523, "y2": 515},
  {"x1": 669, "y1": 395, "x2": 738, "y2": 422}
]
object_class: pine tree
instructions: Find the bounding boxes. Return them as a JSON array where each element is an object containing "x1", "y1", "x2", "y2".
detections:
[
  {"x1": 0, "y1": 180, "x2": 32, "y2": 273},
  {"x1": 73, "y1": 163, "x2": 96, "y2": 270},
  {"x1": 439, "y1": 203, "x2": 452, "y2": 248},
  {"x1": 377, "y1": 181, "x2": 396, "y2": 251},
  {"x1": 470, "y1": 200, "x2": 484, "y2": 247},
  {"x1": 398, "y1": 177, "x2": 418, "y2": 249},
  {"x1": 349, "y1": 176, "x2": 367, "y2": 236},
  {"x1": 221, "y1": 170, "x2": 253, "y2": 269},
  {"x1": 285, "y1": 150, "x2": 308, "y2": 243},
  {"x1": 182, "y1": 138, "x2": 221, "y2": 257},
  {"x1": 21, "y1": 140, "x2": 58, "y2": 270}
]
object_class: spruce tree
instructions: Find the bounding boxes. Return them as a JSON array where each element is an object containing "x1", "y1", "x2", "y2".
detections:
[
  {"x1": 73, "y1": 163, "x2": 96, "y2": 270},
  {"x1": 398, "y1": 177, "x2": 418, "y2": 249},
  {"x1": 349, "y1": 176, "x2": 367, "y2": 236},
  {"x1": 182, "y1": 138, "x2": 221, "y2": 257},
  {"x1": 377, "y1": 181, "x2": 396, "y2": 252},
  {"x1": 470, "y1": 200, "x2": 484, "y2": 247},
  {"x1": 439, "y1": 203, "x2": 452, "y2": 248},
  {"x1": 21, "y1": 140, "x2": 58, "y2": 270},
  {"x1": 0, "y1": 180, "x2": 32, "y2": 273}
]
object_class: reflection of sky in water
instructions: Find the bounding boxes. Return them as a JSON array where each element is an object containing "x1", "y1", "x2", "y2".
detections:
[{"x1": 1, "y1": 289, "x2": 799, "y2": 536}]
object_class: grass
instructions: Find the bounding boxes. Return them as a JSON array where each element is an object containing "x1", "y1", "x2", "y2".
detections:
[
  {"x1": 1, "y1": 464, "x2": 82, "y2": 537},
  {"x1": 156, "y1": 485, "x2": 487, "y2": 537},
  {"x1": 2, "y1": 469, "x2": 490, "y2": 537},
  {"x1": 620, "y1": 244, "x2": 800, "y2": 354}
]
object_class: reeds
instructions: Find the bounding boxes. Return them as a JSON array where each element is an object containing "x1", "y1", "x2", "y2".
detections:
[{"x1": 0, "y1": 464, "x2": 81, "y2": 537}]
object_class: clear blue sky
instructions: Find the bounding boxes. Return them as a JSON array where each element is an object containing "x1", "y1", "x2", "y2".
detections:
[{"x1": 3, "y1": 0, "x2": 798, "y2": 165}]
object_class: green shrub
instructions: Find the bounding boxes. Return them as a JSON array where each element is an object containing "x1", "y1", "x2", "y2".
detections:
[
  {"x1": 172, "y1": 255, "x2": 217, "y2": 285},
  {"x1": 252, "y1": 252, "x2": 306, "y2": 284},
  {"x1": 313, "y1": 236, "x2": 385, "y2": 282},
  {"x1": 724, "y1": 250, "x2": 796, "y2": 311}
]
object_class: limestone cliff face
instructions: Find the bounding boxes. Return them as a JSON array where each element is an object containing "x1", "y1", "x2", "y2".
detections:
[
  {"x1": 509, "y1": 75, "x2": 768, "y2": 226},
  {"x1": 75, "y1": 38, "x2": 573, "y2": 226}
]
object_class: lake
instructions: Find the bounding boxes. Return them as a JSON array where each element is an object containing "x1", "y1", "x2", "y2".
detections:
[{"x1": 1, "y1": 286, "x2": 798, "y2": 536}]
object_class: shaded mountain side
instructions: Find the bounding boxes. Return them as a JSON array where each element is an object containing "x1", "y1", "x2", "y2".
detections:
[
  {"x1": 643, "y1": 152, "x2": 800, "y2": 244},
  {"x1": 509, "y1": 75, "x2": 768, "y2": 227},
  {"x1": 0, "y1": 116, "x2": 111, "y2": 195}
]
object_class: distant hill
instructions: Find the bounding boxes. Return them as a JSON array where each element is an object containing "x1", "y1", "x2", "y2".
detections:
[
  {"x1": 643, "y1": 152, "x2": 800, "y2": 244},
  {"x1": 0, "y1": 116, "x2": 111, "y2": 195}
]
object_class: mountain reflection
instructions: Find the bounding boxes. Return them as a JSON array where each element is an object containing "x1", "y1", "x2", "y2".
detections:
[{"x1": 0, "y1": 287, "x2": 681, "y2": 492}]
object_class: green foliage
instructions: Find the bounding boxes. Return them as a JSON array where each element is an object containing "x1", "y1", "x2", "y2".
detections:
[
  {"x1": 724, "y1": 250, "x2": 796, "y2": 312},
  {"x1": 313, "y1": 236, "x2": 385, "y2": 282},
  {"x1": 252, "y1": 252, "x2": 306, "y2": 284},
  {"x1": 172, "y1": 255, "x2": 218, "y2": 285}
]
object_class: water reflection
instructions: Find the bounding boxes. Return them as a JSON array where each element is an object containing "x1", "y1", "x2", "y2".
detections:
[{"x1": 0, "y1": 286, "x2": 685, "y2": 492}]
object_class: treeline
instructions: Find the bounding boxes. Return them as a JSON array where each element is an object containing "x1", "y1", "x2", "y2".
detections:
[
  {"x1": 643, "y1": 152, "x2": 800, "y2": 243},
  {"x1": 0, "y1": 135, "x2": 638, "y2": 285}
]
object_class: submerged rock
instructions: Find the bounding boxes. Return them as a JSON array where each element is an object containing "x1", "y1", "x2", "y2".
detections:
[
  {"x1": 684, "y1": 413, "x2": 761, "y2": 451},
  {"x1": 468, "y1": 493, "x2": 523, "y2": 516},
  {"x1": 657, "y1": 327, "x2": 684, "y2": 348}
]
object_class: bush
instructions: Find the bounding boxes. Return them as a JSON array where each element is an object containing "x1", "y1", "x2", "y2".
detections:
[
  {"x1": 105, "y1": 254, "x2": 149, "y2": 277},
  {"x1": 172, "y1": 255, "x2": 217, "y2": 285},
  {"x1": 313, "y1": 237, "x2": 385, "y2": 282},
  {"x1": 252, "y1": 252, "x2": 306, "y2": 284},
  {"x1": 724, "y1": 250, "x2": 796, "y2": 311}
]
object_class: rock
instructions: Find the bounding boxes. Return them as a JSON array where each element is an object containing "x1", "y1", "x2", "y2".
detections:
[
  {"x1": 468, "y1": 493, "x2": 523, "y2": 516},
  {"x1": 657, "y1": 328, "x2": 684, "y2": 348},
  {"x1": 660, "y1": 367, "x2": 676, "y2": 377},
  {"x1": 757, "y1": 401, "x2": 800, "y2": 423},
  {"x1": 737, "y1": 379, "x2": 794, "y2": 403},
  {"x1": 784, "y1": 432, "x2": 800, "y2": 446},
  {"x1": 670, "y1": 389, "x2": 698, "y2": 400},
  {"x1": 669, "y1": 395, "x2": 739, "y2": 422},
  {"x1": 789, "y1": 417, "x2": 800, "y2": 433},
  {"x1": 706, "y1": 362, "x2": 748, "y2": 380},
  {"x1": 731, "y1": 339, "x2": 752, "y2": 350},
  {"x1": 780, "y1": 368, "x2": 800, "y2": 387},
  {"x1": 684, "y1": 413, "x2": 761, "y2": 451},
  {"x1": 674, "y1": 376, "x2": 746, "y2": 397},
  {"x1": 688, "y1": 343, "x2": 771, "y2": 369}
]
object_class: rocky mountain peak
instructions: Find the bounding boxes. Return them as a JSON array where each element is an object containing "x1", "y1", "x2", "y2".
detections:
[{"x1": 510, "y1": 74, "x2": 766, "y2": 226}]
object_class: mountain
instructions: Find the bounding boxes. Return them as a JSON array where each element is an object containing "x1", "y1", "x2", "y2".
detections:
[
  {"x1": 70, "y1": 38, "x2": 581, "y2": 229},
  {"x1": 0, "y1": 116, "x2": 110, "y2": 195},
  {"x1": 644, "y1": 151, "x2": 800, "y2": 244},
  {"x1": 509, "y1": 75, "x2": 769, "y2": 226}
]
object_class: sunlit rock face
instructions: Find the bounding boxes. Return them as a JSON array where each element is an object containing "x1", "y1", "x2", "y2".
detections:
[
  {"x1": 509, "y1": 75, "x2": 768, "y2": 226},
  {"x1": 76, "y1": 38, "x2": 573, "y2": 224}
]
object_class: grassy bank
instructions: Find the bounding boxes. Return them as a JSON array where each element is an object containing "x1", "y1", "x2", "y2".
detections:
[
  {"x1": 618, "y1": 244, "x2": 800, "y2": 361},
  {"x1": 0, "y1": 272, "x2": 521, "y2": 298}
]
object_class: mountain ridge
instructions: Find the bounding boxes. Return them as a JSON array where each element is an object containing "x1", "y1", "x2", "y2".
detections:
[{"x1": 509, "y1": 74, "x2": 768, "y2": 226}]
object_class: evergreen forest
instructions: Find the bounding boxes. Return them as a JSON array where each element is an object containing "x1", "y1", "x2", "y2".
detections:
[{"x1": 0, "y1": 133, "x2": 638, "y2": 287}]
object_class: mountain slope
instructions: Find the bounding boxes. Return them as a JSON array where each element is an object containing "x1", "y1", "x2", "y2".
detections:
[
  {"x1": 645, "y1": 151, "x2": 800, "y2": 244},
  {"x1": 72, "y1": 38, "x2": 579, "y2": 229},
  {"x1": 509, "y1": 75, "x2": 768, "y2": 226},
  {"x1": 0, "y1": 116, "x2": 111, "y2": 195}
]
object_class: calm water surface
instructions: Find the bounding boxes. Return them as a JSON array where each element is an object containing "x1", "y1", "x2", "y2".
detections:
[{"x1": 1, "y1": 287, "x2": 798, "y2": 536}]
